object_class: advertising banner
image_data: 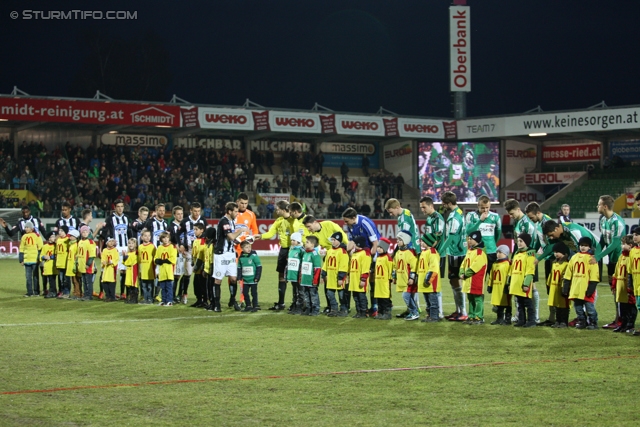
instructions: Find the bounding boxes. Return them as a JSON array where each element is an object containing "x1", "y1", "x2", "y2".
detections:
[
  {"x1": 0, "y1": 97, "x2": 181, "y2": 127},
  {"x1": 319, "y1": 142, "x2": 379, "y2": 169},
  {"x1": 100, "y1": 133, "x2": 168, "y2": 147},
  {"x1": 174, "y1": 137, "x2": 243, "y2": 150},
  {"x1": 269, "y1": 111, "x2": 321, "y2": 133},
  {"x1": 249, "y1": 140, "x2": 311, "y2": 152},
  {"x1": 383, "y1": 140, "x2": 414, "y2": 186},
  {"x1": 319, "y1": 114, "x2": 336, "y2": 134},
  {"x1": 457, "y1": 117, "x2": 505, "y2": 139},
  {"x1": 252, "y1": 111, "x2": 270, "y2": 131},
  {"x1": 524, "y1": 171, "x2": 585, "y2": 185},
  {"x1": 610, "y1": 140, "x2": 640, "y2": 162},
  {"x1": 257, "y1": 193, "x2": 291, "y2": 205},
  {"x1": 180, "y1": 106, "x2": 199, "y2": 128},
  {"x1": 507, "y1": 107, "x2": 640, "y2": 135},
  {"x1": 398, "y1": 118, "x2": 445, "y2": 138},
  {"x1": 382, "y1": 117, "x2": 399, "y2": 137},
  {"x1": 450, "y1": 5, "x2": 470, "y2": 92},
  {"x1": 0, "y1": 189, "x2": 37, "y2": 205},
  {"x1": 335, "y1": 115, "x2": 385, "y2": 136},
  {"x1": 542, "y1": 141, "x2": 601, "y2": 163},
  {"x1": 198, "y1": 107, "x2": 254, "y2": 130},
  {"x1": 504, "y1": 189, "x2": 545, "y2": 206},
  {"x1": 505, "y1": 140, "x2": 537, "y2": 186}
]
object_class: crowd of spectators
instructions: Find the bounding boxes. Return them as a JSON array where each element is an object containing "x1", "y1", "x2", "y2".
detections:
[{"x1": 1, "y1": 138, "x2": 403, "y2": 220}]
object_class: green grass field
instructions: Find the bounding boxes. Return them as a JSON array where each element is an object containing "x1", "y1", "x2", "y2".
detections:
[{"x1": 0, "y1": 258, "x2": 638, "y2": 426}]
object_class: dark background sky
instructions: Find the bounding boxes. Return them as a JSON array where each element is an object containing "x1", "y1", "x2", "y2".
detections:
[{"x1": 2, "y1": 0, "x2": 639, "y2": 118}]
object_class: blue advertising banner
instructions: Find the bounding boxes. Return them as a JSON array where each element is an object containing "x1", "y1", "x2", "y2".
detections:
[
  {"x1": 320, "y1": 141, "x2": 379, "y2": 169},
  {"x1": 610, "y1": 140, "x2": 640, "y2": 162}
]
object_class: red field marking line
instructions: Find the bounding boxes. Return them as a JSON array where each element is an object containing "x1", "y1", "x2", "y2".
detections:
[{"x1": 2, "y1": 355, "x2": 637, "y2": 396}]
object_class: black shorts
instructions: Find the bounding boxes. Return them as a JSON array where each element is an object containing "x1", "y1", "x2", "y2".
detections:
[
  {"x1": 439, "y1": 257, "x2": 446, "y2": 279},
  {"x1": 277, "y1": 247, "x2": 290, "y2": 274},
  {"x1": 448, "y1": 255, "x2": 464, "y2": 279},
  {"x1": 486, "y1": 253, "x2": 497, "y2": 274}
]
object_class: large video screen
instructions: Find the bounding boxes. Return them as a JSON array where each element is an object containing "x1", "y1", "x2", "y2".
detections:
[{"x1": 418, "y1": 141, "x2": 500, "y2": 203}]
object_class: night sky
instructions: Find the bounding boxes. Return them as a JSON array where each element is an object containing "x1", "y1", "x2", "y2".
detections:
[{"x1": 2, "y1": 0, "x2": 639, "y2": 118}]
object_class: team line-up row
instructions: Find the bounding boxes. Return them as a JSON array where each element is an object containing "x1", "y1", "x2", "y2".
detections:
[{"x1": 15, "y1": 200, "x2": 640, "y2": 333}]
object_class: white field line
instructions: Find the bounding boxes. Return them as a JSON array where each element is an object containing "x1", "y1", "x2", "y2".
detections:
[{"x1": 0, "y1": 294, "x2": 614, "y2": 328}]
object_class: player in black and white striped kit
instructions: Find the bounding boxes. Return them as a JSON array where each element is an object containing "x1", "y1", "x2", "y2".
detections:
[
  {"x1": 101, "y1": 199, "x2": 131, "y2": 299},
  {"x1": 1, "y1": 206, "x2": 46, "y2": 295},
  {"x1": 168, "y1": 206, "x2": 185, "y2": 303},
  {"x1": 138, "y1": 204, "x2": 169, "y2": 302},
  {"x1": 54, "y1": 202, "x2": 80, "y2": 233},
  {"x1": 212, "y1": 202, "x2": 243, "y2": 311},
  {"x1": 142, "y1": 204, "x2": 168, "y2": 247},
  {"x1": 179, "y1": 203, "x2": 206, "y2": 305}
]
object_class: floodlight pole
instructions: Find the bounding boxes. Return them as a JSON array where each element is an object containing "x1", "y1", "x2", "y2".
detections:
[
  {"x1": 11, "y1": 86, "x2": 30, "y2": 96},
  {"x1": 450, "y1": 0, "x2": 468, "y2": 120}
]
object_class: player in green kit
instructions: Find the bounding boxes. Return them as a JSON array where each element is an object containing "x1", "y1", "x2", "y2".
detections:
[
  {"x1": 386, "y1": 198, "x2": 422, "y2": 313},
  {"x1": 525, "y1": 202, "x2": 555, "y2": 325},
  {"x1": 420, "y1": 196, "x2": 446, "y2": 319},
  {"x1": 540, "y1": 220, "x2": 601, "y2": 261},
  {"x1": 439, "y1": 191, "x2": 468, "y2": 321},
  {"x1": 504, "y1": 199, "x2": 538, "y2": 322},
  {"x1": 596, "y1": 195, "x2": 627, "y2": 328},
  {"x1": 385, "y1": 198, "x2": 421, "y2": 254},
  {"x1": 465, "y1": 195, "x2": 502, "y2": 274}
]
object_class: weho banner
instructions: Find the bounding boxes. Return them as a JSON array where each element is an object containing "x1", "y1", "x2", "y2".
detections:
[
  {"x1": 398, "y1": 118, "x2": 445, "y2": 138},
  {"x1": 335, "y1": 115, "x2": 385, "y2": 136},
  {"x1": 542, "y1": 142, "x2": 601, "y2": 163},
  {"x1": 0, "y1": 97, "x2": 181, "y2": 127},
  {"x1": 269, "y1": 111, "x2": 321, "y2": 133},
  {"x1": 198, "y1": 107, "x2": 254, "y2": 130}
]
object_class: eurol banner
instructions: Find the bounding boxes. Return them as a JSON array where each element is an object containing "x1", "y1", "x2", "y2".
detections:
[
  {"x1": 610, "y1": 140, "x2": 640, "y2": 162},
  {"x1": 319, "y1": 141, "x2": 379, "y2": 169}
]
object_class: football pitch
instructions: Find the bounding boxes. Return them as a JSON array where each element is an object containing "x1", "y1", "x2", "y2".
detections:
[{"x1": 0, "y1": 258, "x2": 637, "y2": 426}]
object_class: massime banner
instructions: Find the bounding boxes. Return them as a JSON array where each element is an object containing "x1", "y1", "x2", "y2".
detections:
[
  {"x1": 319, "y1": 142, "x2": 380, "y2": 169},
  {"x1": 0, "y1": 97, "x2": 182, "y2": 127},
  {"x1": 100, "y1": 133, "x2": 168, "y2": 147}
]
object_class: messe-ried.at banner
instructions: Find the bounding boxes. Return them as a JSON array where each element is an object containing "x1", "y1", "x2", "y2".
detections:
[{"x1": 542, "y1": 141, "x2": 601, "y2": 164}]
